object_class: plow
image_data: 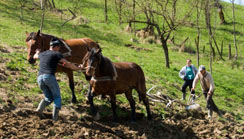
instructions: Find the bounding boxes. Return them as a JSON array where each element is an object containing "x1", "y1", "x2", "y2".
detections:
[{"x1": 146, "y1": 86, "x2": 202, "y2": 111}]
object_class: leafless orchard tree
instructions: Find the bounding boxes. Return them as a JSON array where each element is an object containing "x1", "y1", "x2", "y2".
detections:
[
  {"x1": 193, "y1": 0, "x2": 204, "y2": 67},
  {"x1": 130, "y1": 0, "x2": 193, "y2": 68}
]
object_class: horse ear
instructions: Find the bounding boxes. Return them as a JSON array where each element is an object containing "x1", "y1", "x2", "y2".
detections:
[
  {"x1": 25, "y1": 31, "x2": 29, "y2": 37},
  {"x1": 36, "y1": 30, "x2": 40, "y2": 37}
]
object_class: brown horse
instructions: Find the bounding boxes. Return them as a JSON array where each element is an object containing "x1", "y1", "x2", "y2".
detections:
[
  {"x1": 82, "y1": 48, "x2": 152, "y2": 122},
  {"x1": 25, "y1": 30, "x2": 100, "y2": 103}
]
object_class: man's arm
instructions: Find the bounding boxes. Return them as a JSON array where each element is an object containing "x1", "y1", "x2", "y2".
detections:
[
  {"x1": 192, "y1": 72, "x2": 199, "y2": 91},
  {"x1": 179, "y1": 66, "x2": 185, "y2": 79},
  {"x1": 59, "y1": 58, "x2": 80, "y2": 71},
  {"x1": 208, "y1": 74, "x2": 215, "y2": 94}
]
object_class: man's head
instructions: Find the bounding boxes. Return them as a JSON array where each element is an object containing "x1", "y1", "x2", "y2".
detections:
[
  {"x1": 186, "y1": 59, "x2": 192, "y2": 66},
  {"x1": 199, "y1": 65, "x2": 206, "y2": 75},
  {"x1": 50, "y1": 38, "x2": 62, "y2": 51}
]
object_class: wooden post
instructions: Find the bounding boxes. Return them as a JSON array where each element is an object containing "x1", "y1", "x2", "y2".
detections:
[
  {"x1": 104, "y1": 0, "x2": 108, "y2": 23},
  {"x1": 195, "y1": 36, "x2": 200, "y2": 67},
  {"x1": 220, "y1": 41, "x2": 223, "y2": 58},
  {"x1": 229, "y1": 43, "x2": 232, "y2": 60}
]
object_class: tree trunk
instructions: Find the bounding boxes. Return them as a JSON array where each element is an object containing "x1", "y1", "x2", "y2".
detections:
[
  {"x1": 161, "y1": 38, "x2": 170, "y2": 68},
  {"x1": 220, "y1": 41, "x2": 223, "y2": 58},
  {"x1": 205, "y1": 0, "x2": 213, "y2": 73},
  {"x1": 231, "y1": 1, "x2": 238, "y2": 59},
  {"x1": 19, "y1": 0, "x2": 24, "y2": 23},
  {"x1": 195, "y1": 1, "x2": 201, "y2": 67},
  {"x1": 212, "y1": 36, "x2": 223, "y2": 59},
  {"x1": 51, "y1": 0, "x2": 55, "y2": 8},
  {"x1": 40, "y1": 0, "x2": 46, "y2": 32},
  {"x1": 104, "y1": 0, "x2": 108, "y2": 22},
  {"x1": 229, "y1": 43, "x2": 232, "y2": 60},
  {"x1": 119, "y1": 0, "x2": 122, "y2": 25},
  {"x1": 132, "y1": 0, "x2": 136, "y2": 35},
  {"x1": 195, "y1": 36, "x2": 200, "y2": 67}
]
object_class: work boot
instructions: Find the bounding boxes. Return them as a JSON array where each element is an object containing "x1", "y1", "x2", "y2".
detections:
[
  {"x1": 36, "y1": 99, "x2": 49, "y2": 118},
  {"x1": 208, "y1": 110, "x2": 213, "y2": 119},
  {"x1": 181, "y1": 93, "x2": 186, "y2": 100},
  {"x1": 217, "y1": 110, "x2": 223, "y2": 117},
  {"x1": 52, "y1": 107, "x2": 60, "y2": 121}
]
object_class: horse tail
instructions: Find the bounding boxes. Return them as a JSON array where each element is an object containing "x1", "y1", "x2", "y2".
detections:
[
  {"x1": 135, "y1": 64, "x2": 152, "y2": 120},
  {"x1": 134, "y1": 64, "x2": 146, "y2": 102}
]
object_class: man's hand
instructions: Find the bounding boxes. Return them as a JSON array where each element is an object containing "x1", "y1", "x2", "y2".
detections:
[
  {"x1": 33, "y1": 49, "x2": 41, "y2": 59},
  {"x1": 207, "y1": 91, "x2": 212, "y2": 96},
  {"x1": 78, "y1": 64, "x2": 84, "y2": 69},
  {"x1": 35, "y1": 49, "x2": 41, "y2": 54},
  {"x1": 191, "y1": 88, "x2": 195, "y2": 92}
]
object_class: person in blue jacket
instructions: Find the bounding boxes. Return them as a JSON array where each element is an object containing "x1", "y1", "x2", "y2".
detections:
[{"x1": 179, "y1": 59, "x2": 198, "y2": 100}]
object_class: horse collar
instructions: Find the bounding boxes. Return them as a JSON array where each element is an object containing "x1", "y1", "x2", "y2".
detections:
[
  {"x1": 91, "y1": 63, "x2": 118, "y2": 82},
  {"x1": 60, "y1": 40, "x2": 72, "y2": 57}
]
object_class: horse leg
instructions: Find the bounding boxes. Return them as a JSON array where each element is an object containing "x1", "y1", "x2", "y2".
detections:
[
  {"x1": 88, "y1": 90, "x2": 99, "y2": 120},
  {"x1": 110, "y1": 94, "x2": 118, "y2": 122},
  {"x1": 125, "y1": 90, "x2": 136, "y2": 122},
  {"x1": 137, "y1": 90, "x2": 152, "y2": 120},
  {"x1": 66, "y1": 71, "x2": 77, "y2": 103}
]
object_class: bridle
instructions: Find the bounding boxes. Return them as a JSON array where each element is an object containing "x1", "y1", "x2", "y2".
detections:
[
  {"x1": 82, "y1": 54, "x2": 117, "y2": 82},
  {"x1": 30, "y1": 34, "x2": 72, "y2": 57}
]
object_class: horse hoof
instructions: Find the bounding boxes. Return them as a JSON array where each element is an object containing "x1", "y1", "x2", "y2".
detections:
[
  {"x1": 93, "y1": 112, "x2": 100, "y2": 121},
  {"x1": 130, "y1": 120, "x2": 136, "y2": 124},
  {"x1": 148, "y1": 116, "x2": 153, "y2": 121},
  {"x1": 71, "y1": 99, "x2": 77, "y2": 104}
]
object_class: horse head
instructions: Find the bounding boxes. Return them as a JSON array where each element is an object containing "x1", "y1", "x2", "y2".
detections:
[
  {"x1": 25, "y1": 30, "x2": 45, "y2": 64},
  {"x1": 83, "y1": 47, "x2": 102, "y2": 76}
]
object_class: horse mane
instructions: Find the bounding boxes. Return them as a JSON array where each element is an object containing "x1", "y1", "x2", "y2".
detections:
[
  {"x1": 89, "y1": 48, "x2": 115, "y2": 78},
  {"x1": 99, "y1": 55, "x2": 116, "y2": 78},
  {"x1": 25, "y1": 32, "x2": 64, "y2": 42}
]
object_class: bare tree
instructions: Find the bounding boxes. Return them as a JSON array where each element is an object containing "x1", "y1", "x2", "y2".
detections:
[
  {"x1": 230, "y1": 0, "x2": 238, "y2": 59},
  {"x1": 205, "y1": 0, "x2": 214, "y2": 73},
  {"x1": 194, "y1": 0, "x2": 203, "y2": 67},
  {"x1": 130, "y1": 0, "x2": 193, "y2": 68},
  {"x1": 114, "y1": 0, "x2": 123, "y2": 25}
]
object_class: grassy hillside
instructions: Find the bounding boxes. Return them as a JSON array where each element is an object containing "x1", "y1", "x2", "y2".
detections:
[{"x1": 0, "y1": 0, "x2": 244, "y2": 123}]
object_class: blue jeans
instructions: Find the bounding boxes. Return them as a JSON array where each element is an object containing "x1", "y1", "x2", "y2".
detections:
[{"x1": 37, "y1": 74, "x2": 61, "y2": 108}]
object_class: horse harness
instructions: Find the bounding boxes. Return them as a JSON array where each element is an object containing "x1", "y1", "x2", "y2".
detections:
[
  {"x1": 91, "y1": 63, "x2": 118, "y2": 82},
  {"x1": 60, "y1": 40, "x2": 72, "y2": 57}
]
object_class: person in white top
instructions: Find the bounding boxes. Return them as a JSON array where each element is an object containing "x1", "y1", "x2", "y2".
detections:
[{"x1": 192, "y1": 65, "x2": 222, "y2": 119}]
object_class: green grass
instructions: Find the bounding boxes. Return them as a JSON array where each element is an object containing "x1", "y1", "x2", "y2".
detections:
[{"x1": 0, "y1": 0, "x2": 244, "y2": 122}]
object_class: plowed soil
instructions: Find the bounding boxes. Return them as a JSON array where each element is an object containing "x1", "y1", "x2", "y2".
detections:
[{"x1": 0, "y1": 45, "x2": 243, "y2": 139}]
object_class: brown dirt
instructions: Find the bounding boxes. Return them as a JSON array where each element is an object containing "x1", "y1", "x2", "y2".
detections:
[
  {"x1": 0, "y1": 93, "x2": 243, "y2": 139},
  {"x1": 0, "y1": 44, "x2": 243, "y2": 138}
]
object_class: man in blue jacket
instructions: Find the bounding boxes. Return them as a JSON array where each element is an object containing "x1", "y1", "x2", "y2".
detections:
[{"x1": 179, "y1": 59, "x2": 198, "y2": 100}]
